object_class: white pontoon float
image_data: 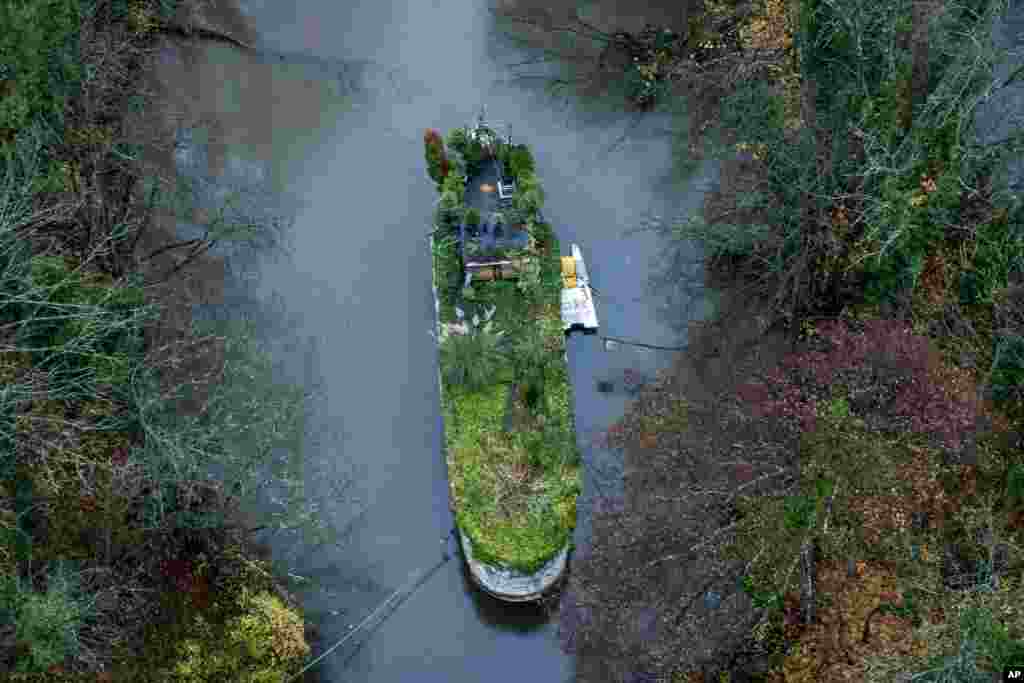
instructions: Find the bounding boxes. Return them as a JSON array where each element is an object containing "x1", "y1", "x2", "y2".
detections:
[{"x1": 560, "y1": 243, "x2": 599, "y2": 334}]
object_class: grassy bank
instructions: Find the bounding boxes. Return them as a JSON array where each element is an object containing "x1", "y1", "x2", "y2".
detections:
[
  {"x1": 428, "y1": 127, "x2": 581, "y2": 574},
  {"x1": 0, "y1": 1, "x2": 328, "y2": 679}
]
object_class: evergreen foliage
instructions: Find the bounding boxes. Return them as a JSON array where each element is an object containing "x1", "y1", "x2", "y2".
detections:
[
  {"x1": 506, "y1": 144, "x2": 535, "y2": 179},
  {"x1": 2, "y1": 561, "x2": 92, "y2": 673},
  {"x1": 513, "y1": 171, "x2": 545, "y2": 216},
  {"x1": 0, "y1": 0, "x2": 81, "y2": 158}
]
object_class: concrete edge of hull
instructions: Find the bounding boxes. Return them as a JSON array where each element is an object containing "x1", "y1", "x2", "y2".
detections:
[{"x1": 459, "y1": 530, "x2": 570, "y2": 603}]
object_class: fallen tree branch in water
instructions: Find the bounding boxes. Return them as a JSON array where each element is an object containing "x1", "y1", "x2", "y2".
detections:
[{"x1": 157, "y1": 22, "x2": 255, "y2": 52}]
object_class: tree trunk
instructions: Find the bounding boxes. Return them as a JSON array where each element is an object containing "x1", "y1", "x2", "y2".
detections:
[
  {"x1": 895, "y1": 6, "x2": 914, "y2": 131},
  {"x1": 799, "y1": 538, "x2": 816, "y2": 625},
  {"x1": 157, "y1": 22, "x2": 254, "y2": 52},
  {"x1": 909, "y1": 1, "x2": 934, "y2": 129},
  {"x1": 790, "y1": 73, "x2": 820, "y2": 319}
]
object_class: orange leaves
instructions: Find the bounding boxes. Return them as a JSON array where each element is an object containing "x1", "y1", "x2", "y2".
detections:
[
  {"x1": 424, "y1": 128, "x2": 449, "y2": 185},
  {"x1": 783, "y1": 560, "x2": 928, "y2": 681},
  {"x1": 1010, "y1": 508, "x2": 1024, "y2": 531},
  {"x1": 960, "y1": 464, "x2": 978, "y2": 498},
  {"x1": 901, "y1": 443, "x2": 947, "y2": 530},
  {"x1": 423, "y1": 128, "x2": 443, "y2": 146},
  {"x1": 845, "y1": 494, "x2": 908, "y2": 546},
  {"x1": 189, "y1": 573, "x2": 211, "y2": 611},
  {"x1": 928, "y1": 358, "x2": 980, "y2": 413},
  {"x1": 831, "y1": 205, "x2": 850, "y2": 231},
  {"x1": 916, "y1": 250, "x2": 948, "y2": 306},
  {"x1": 740, "y1": 0, "x2": 795, "y2": 53}
]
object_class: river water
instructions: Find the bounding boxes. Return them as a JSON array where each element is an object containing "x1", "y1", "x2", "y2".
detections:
[{"x1": 151, "y1": 0, "x2": 719, "y2": 680}]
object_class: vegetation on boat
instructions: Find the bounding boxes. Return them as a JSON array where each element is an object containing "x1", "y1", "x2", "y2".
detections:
[{"x1": 427, "y1": 124, "x2": 581, "y2": 574}]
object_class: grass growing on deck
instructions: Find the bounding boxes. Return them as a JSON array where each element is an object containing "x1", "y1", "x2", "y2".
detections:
[{"x1": 440, "y1": 302, "x2": 581, "y2": 574}]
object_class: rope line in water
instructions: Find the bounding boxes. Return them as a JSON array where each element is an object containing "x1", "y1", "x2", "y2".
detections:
[
  {"x1": 585, "y1": 286, "x2": 690, "y2": 351},
  {"x1": 284, "y1": 528, "x2": 458, "y2": 682},
  {"x1": 599, "y1": 334, "x2": 688, "y2": 352}
]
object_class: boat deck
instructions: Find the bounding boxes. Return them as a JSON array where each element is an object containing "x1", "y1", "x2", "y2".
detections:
[
  {"x1": 463, "y1": 157, "x2": 505, "y2": 217},
  {"x1": 459, "y1": 157, "x2": 529, "y2": 258}
]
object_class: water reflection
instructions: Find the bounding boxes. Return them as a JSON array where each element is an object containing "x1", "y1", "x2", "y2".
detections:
[{"x1": 457, "y1": 554, "x2": 563, "y2": 633}]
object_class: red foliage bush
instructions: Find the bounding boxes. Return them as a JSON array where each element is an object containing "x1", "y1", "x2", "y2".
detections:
[
  {"x1": 424, "y1": 128, "x2": 449, "y2": 185},
  {"x1": 423, "y1": 128, "x2": 442, "y2": 146},
  {"x1": 160, "y1": 558, "x2": 195, "y2": 593},
  {"x1": 738, "y1": 368, "x2": 817, "y2": 434},
  {"x1": 736, "y1": 318, "x2": 983, "y2": 450}
]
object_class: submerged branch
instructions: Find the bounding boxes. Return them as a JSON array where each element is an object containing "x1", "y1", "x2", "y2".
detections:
[{"x1": 157, "y1": 22, "x2": 254, "y2": 52}]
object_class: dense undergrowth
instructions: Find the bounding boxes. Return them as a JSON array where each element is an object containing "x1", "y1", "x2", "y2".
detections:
[
  {"x1": 1, "y1": 1, "x2": 328, "y2": 679},
  {"x1": 428, "y1": 128, "x2": 581, "y2": 574},
  {"x1": 511, "y1": 0, "x2": 1024, "y2": 680}
]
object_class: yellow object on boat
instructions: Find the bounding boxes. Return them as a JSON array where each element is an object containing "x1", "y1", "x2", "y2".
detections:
[{"x1": 560, "y1": 256, "x2": 576, "y2": 289}]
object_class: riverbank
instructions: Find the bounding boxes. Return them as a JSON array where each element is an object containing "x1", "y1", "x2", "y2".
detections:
[
  {"x1": 558, "y1": 0, "x2": 1024, "y2": 680},
  {"x1": 0, "y1": 1, "x2": 320, "y2": 678}
]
